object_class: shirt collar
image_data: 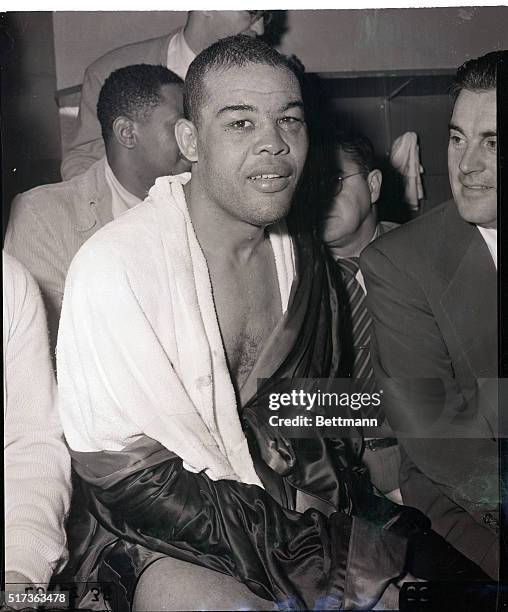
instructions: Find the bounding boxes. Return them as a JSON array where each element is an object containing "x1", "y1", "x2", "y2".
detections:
[
  {"x1": 477, "y1": 226, "x2": 497, "y2": 269},
  {"x1": 104, "y1": 159, "x2": 141, "y2": 219}
]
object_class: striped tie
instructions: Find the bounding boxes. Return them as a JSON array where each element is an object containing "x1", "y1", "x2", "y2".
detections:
[{"x1": 339, "y1": 257, "x2": 377, "y2": 396}]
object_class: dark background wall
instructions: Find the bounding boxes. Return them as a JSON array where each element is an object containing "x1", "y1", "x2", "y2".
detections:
[
  {"x1": 2, "y1": 8, "x2": 507, "y2": 234},
  {"x1": 52, "y1": 8, "x2": 508, "y2": 89},
  {"x1": 1, "y1": 12, "x2": 61, "y2": 236}
]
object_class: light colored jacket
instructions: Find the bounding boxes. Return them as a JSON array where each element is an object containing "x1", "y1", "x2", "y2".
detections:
[{"x1": 4, "y1": 159, "x2": 113, "y2": 353}]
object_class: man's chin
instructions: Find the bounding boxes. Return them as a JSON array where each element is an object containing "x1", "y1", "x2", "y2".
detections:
[
  {"x1": 455, "y1": 200, "x2": 497, "y2": 227},
  {"x1": 254, "y1": 204, "x2": 292, "y2": 228}
]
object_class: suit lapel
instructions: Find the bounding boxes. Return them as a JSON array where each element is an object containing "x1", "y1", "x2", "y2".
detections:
[
  {"x1": 440, "y1": 214, "x2": 497, "y2": 378},
  {"x1": 74, "y1": 158, "x2": 113, "y2": 240}
]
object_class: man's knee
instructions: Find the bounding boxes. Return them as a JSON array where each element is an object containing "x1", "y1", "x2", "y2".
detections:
[{"x1": 132, "y1": 556, "x2": 277, "y2": 611}]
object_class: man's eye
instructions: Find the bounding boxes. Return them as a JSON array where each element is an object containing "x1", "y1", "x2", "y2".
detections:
[
  {"x1": 449, "y1": 133, "x2": 465, "y2": 146},
  {"x1": 485, "y1": 138, "x2": 497, "y2": 152},
  {"x1": 279, "y1": 116, "x2": 302, "y2": 125},
  {"x1": 228, "y1": 119, "x2": 253, "y2": 130},
  {"x1": 278, "y1": 116, "x2": 304, "y2": 130}
]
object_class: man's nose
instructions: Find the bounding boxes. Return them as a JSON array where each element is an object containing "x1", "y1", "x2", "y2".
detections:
[
  {"x1": 254, "y1": 124, "x2": 289, "y2": 156},
  {"x1": 459, "y1": 143, "x2": 485, "y2": 174},
  {"x1": 249, "y1": 17, "x2": 265, "y2": 37}
]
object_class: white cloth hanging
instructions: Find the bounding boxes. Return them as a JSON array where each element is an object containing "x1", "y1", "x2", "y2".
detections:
[{"x1": 390, "y1": 131, "x2": 424, "y2": 211}]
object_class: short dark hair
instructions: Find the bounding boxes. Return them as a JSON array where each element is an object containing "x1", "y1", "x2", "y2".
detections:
[
  {"x1": 97, "y1": 64, "x2": 183, "y2": 145},
  {"x1": 333, "y1": 130, "x2": 377, "y2": 174},
  {"x1": 183, "y1": 35, "x2": 304, "y2": 126},
  {"x1": 452, "y1": 51, "x2": 500, "y2": 96}
]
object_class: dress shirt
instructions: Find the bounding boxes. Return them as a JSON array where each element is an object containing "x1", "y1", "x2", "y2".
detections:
[
  {"x1": 477, "y1": 226, "x2": 497, "y2": 269},
  {"x1": 104, "y1": 160, "x2": 141, "y2": 219},
  {"x1": 334, "y1": 225, "x2": 381, "y2": 293},
  {"x1": 167, "y1": 28, "x2": 196, "y2": 79}
]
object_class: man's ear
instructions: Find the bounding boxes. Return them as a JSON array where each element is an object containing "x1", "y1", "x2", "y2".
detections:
[
  {"x1": 175, "y1": 118, "x2": 198, "y2": 163},
  {"x1": 112, "y1": 116, "x2": 136, "y2": 149},
  {"x1": 367, "y1": 169, "x2": 382, "y2": 204}
]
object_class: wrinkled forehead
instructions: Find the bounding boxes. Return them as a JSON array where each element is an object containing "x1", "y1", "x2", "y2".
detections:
[{"x1": 199, "y1": 63, "x2": 303, "y2": 117}]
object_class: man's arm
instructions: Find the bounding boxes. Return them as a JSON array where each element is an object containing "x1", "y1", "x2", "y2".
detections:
[
  {"x1": 4, "y1": 254, "x2": 71, "y2": 587},
  {"x1": 4, "y1": 194, "x2": 67, "y2": 354},
  {"x1": 60, "y1": 65, "x2": 106, "y2": 180},
  {"x1": 361, "y1": 243, "x2": 498, "y2": 575}
]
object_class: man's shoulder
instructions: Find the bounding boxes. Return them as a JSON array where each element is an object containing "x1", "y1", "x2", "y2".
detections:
[
  {"x1": 11, "y1": 161, "x2": 105, "y2": 217},
  {"x1": 3, "y1": 251, "x2": 34, "y2": 287},
  {"x1": 378, "y1": 220, "x2": 399, "y2": 235},
  {"x1": 86, "y1": 32, "x2": 173, "y2": 78},
  {"x1": 73, "y1": 197, "x2": 156, "y2": 261},
  {"x1": 3, "y1": 252, "x2": 40, "y2": 308},
  {"x1": 65, "y1": 202, "x2": 161, "y2": 301},
  {"x1": 366, "y1": 201, "x2": 458, "y2": 260}
]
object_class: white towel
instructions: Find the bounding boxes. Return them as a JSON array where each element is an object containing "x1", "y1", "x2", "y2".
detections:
[
  {"x1": 57, "y1": 172, "x2": 297, "y2": 488},
  {"x1": 153, "y1": 173, "x2": 296, "y2": 484},
  {"x1": 390, "y1": 132, "x2": 424, "y2": 211}
]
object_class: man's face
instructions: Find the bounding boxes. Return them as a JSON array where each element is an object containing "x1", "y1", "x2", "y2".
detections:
[
  {"x1": 192, "y1": 64, "x2": 308, "y2": 227},
  {"x1": 320, "y1": 147, "x2": 378, "y2": 248},
  {"x1": 208, "y1": 11, "x2": 265, "y2": 39},
  {"x1": 136, "y1": 83, "x2": 190, "y2": 181},
  {"x1": 448, "y1": 88, "x2": 497, "y2": 229}
]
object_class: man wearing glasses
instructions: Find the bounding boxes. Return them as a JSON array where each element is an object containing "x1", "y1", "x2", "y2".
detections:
[
  {"x1": 320, "y1": 130, "x2": 401, "y2": 503},
  {"x1": 61, "y1": 11, "x2": 269, "y2": 180}
]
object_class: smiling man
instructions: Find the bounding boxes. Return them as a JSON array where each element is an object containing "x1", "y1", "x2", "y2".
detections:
[
  {"x1": 56, "y1": 37, "x2": 487, "y2": 611},
  {"x1": 361, "y1": 51, "x2": 499, "y2": 578}
]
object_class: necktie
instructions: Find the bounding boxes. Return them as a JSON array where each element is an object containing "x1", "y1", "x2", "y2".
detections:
[{"x1": 339, "y1": 257, "x2": 376, "y2": 396}]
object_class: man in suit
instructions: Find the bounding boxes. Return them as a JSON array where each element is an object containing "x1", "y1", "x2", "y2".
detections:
[
  {"x1": 5, "y1": 64, "x2": 188, "y2": 354},
  {"x1": 61, "y1": 11, "x2": 267, "y2": 180},
  {"x1": 320, "y1": 130, "x2": 401, "y2": 502},
  {"x1": 361, "y1": 51, "x2": 499, "y2": 578}
]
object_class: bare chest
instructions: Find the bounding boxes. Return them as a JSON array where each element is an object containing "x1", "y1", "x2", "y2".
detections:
[{"x1": 208, "y1": 251, "x2": 282, "y2": 390}]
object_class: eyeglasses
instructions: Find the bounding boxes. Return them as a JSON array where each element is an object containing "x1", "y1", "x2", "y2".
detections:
[
  {"x1": 248, "y1": 10, "x2": 273, "y2": 25},
  {"x1": 328, "y1": 171, "x2": 366, "y2": 195}
]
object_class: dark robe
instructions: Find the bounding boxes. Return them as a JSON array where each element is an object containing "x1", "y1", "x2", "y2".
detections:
[{"x1": 57, "y1": 234, "x2": 486, "y2": 610}]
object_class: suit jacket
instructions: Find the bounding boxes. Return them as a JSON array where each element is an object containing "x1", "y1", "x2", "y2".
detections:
[
  {"x1": 4, "y1": 159, "x2": 113, "y2": 354},
  {"x1": 360, "y1": 201, "x2": 498, "y2": 577},
  {"x1": 61, "y1": 33, "x2": 173, "y2": 180}
]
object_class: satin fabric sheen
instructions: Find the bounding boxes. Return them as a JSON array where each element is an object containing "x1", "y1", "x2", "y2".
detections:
[{"x1": 59, "y1": 234, "x2": 408, "y2": 610}]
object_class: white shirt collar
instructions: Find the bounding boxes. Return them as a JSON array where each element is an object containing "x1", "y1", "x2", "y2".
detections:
[
  {"x1": 477, "y1": 226, "x2": 497, "y2": 270},
  {"x1": 333, "y1": 223, "x2": 382, "y2": 293},
  {"x1": 167, "y1": 28, "x2": 196, "y2": 80},
  {"x1": 104, "y1": 159, "x2": 141, "y2": 219}
]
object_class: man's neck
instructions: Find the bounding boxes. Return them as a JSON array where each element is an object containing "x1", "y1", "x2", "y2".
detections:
[
  {"x1": 107, "y1": 154, "x2": 151, "y2": 201},
  {"x1": 328, "y1": 218, "x2": 378, "y2": 259},
  {"x1": 184, "y1": 181, "x2": 268, "y2": 264}
]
